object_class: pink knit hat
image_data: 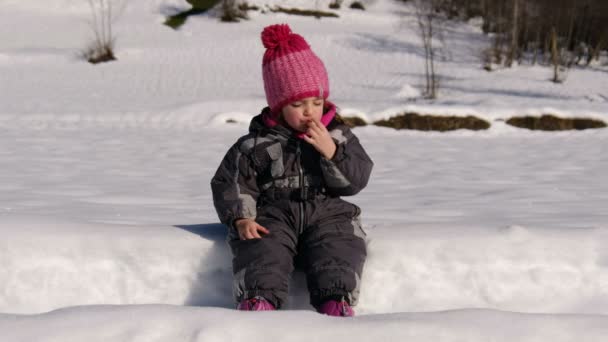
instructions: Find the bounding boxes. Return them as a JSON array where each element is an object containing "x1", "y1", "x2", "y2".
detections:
[{"x1": 261, "y1": 24, "x2": 330, "y2": 114}]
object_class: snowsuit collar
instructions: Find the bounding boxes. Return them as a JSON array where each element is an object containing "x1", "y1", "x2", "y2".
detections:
[{"x1": 254, "y1": 102, "x2": 337, "y2": 139}]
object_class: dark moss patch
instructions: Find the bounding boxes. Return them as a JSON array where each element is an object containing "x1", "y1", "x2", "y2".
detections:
[
  {"x1": 329, "y1": 1, "x2": 342, "y2": 9},
  {"x1": 188, "y1": 0, "x2": 220, "y2": 9},
  {"x1": 340, "y1": 116, "x2": 368, "y2": 128},
  {"x1": 350, "y1": 2, "x2": 365, "y2": 10},
  {"x1": 270, "y1": 6, "x2": 339, "y2": 18},
  {"x1": 374, "y1": 113, "x2": 490, "y2": 131},
  {"x1": 165, "y1": 8, "x2": 208, "y2": 29},
  {"x1": 164, "y1": 14, "x2": 186, "y2": 29},
  {"x1": 506, "y1": 115, "x2": 607, "y2": 131},
  {"x1": 164, "y1": 0, "x2": 220, "y2": 29}
]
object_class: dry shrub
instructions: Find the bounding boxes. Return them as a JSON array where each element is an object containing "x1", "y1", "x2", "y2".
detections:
[
  {"x1": 506, "y1": 115, "x2": 607, "y2": 131},
  {"x1": 270, "y1": 6, "x2": 339, "y2": 18},
  {"x1": 84, "y1": 0, "x2": 122, "y2": 64},
  {"x1": 374, "y1": 113, "x2": 490, "y2": 131},
  {"x1": 221, "y1": 0, "x2": 248, "y2": 22},
  {"x1": 83, "y1": 44, "x2": 116, "y2": 64}
]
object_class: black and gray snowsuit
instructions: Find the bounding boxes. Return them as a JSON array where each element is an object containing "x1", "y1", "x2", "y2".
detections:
[{"x1": 211, "y1": 107, "x2": 373, "y2": 309}]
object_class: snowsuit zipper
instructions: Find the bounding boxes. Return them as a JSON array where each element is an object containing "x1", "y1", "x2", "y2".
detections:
[{"x1": 296, "y1": 141, "x2": 305, "y2": 236}]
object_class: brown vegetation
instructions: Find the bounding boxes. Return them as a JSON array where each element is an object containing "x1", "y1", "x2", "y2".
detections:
[
  {"x1": 340, "y1": 116, "x2": 368, "y2": 128},
  {"x1": 506, "y1": 115, "x2": 607, "y2": 131},
  {"x1": 269, "y1": 6, "x2": 339, "y2": 18},
  {"x1": 329, "y1": 0, "x2": 343, "y2": 9},
  {"x1": 83, "y1": 45, "x2": 116, "y2": 64},
  {"x1": 221, "y1": 0, "x2": 249, "y2": 22},
  {"x1": 374, "y1": 113, "x2": 491, "y2": 131},
  {"x1": 350, "y1": 2, "x2": 365, "y2": 10}
]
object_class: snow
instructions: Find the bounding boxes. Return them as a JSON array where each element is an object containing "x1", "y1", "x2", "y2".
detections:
[
  {"x1": 3, "y1": 305, "x2": 608, "y2": 342},
  {"x1": 2, "y1": 0, "x2": 608, "y2": 341}
]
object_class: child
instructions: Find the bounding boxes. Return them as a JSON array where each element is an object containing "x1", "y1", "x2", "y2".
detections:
[{"x1": 211, "y1": 24, "x2": 373, "y2": 317}]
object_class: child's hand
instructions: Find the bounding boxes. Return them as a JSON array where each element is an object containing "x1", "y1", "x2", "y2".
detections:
[
  {"x1": 235, "y1": 218, "x2": 270, "y2": 240},
  {"x1": 303, "y1": 119, "x2": 337, "y2": 160}
]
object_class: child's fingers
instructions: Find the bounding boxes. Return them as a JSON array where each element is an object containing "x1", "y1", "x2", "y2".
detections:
[
  {"x1": 303, "y1": 134, "x2": 315, "y2": 145},
  {"x1": 306, "y1": 129, "x2": 318, "y2": 140},
  {"x1": 236, "y1": 221, "x2": 268, "y2": 240},
  {"x1": 240, "y1": 225, "x2": 268, "y2": 240},
  {"x1": 306, "y1": 119, "x2": 318, "y2": 128},
  {"x1": 241, "y1": 230, "x2": 253, "y2": 240},
  {"x1": 237, "y1": 225, "x2": 247, "y2": 240},
  {"x1": 307, "y1": 124, "x2": 321, "y2": 137},
  {"x1": 311, "y1": 122, "x2": 329, "y2": 136},
  {"x1": 308, "y1": 119, "x2": 321, "y2": 130},
  {"x1": 257, "y1": 225, "x2": 270, "y2": 235},
  {"x1": 243, "y1": 225, "x2": 256, "y2": 239},
  {"x1": 310, "y1": 119, "x2": 327, "y2": 132}
]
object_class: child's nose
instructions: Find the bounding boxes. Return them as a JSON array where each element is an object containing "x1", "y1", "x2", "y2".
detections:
[{"x1": 303, "y1": 104, "x2": 313, "y2": 116}]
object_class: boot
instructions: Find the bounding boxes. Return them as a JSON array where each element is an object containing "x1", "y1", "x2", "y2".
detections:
[
  {"x1": 237, "y1": 296, "x2": 275, "y2": 311},
  {"x1": 317, "y1": 296, "x2": 354, "y2": 317}
]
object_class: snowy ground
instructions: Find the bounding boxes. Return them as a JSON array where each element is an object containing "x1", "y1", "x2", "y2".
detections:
[{"x1": 2, "y1": 0, "x2": 608, "y2": 341}]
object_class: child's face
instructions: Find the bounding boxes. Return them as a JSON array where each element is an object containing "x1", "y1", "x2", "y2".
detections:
[{"x1": 281, "y1": 97, "x2": 324, "y2": 132}]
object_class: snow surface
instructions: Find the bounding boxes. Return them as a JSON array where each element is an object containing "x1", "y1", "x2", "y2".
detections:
[{"x1": 2, "y1": 0, "x2": 608, "y2": 341}]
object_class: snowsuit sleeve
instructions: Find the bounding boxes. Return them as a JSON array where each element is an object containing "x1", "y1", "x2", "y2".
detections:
[
  {"x1": 210, "y1": 139, "x2": 260, "y2": 229},
  {"x1": 320, "y1": 125, "x2": 373, "y2": 196}
]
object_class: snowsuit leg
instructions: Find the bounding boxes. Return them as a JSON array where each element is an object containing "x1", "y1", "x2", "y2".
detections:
[
  {"x1": 298, "y1": 197, "x2": 367, "y2": 308},
  {"x1": 227, "y1": 203, "x2": 297, "y2": 309}
]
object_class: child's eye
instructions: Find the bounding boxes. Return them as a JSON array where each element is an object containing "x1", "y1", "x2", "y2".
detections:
[
  {"x1": 291, "y1": 103, "x2": 302, "y2": 107},
  {"x1": 313, "y1": 102, "x2": 323, "y2": 106}
]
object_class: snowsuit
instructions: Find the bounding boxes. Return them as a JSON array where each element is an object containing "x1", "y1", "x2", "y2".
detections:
[{"x1": 211, "y1": 105, "x2": 373, "y2": 309}]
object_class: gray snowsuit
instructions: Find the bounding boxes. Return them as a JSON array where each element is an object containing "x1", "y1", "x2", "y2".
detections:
[{"x1": 211, "y1": 107, "x2": 373, "y2": 309}]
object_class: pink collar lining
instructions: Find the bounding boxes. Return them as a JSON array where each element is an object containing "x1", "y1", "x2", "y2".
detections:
[{"x1": 262, "y1": 102, "x2": 336, "y2": 139}]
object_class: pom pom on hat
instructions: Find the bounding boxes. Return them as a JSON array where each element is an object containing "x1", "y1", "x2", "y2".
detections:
[
  {"x1": 261, "y1": 24, "x2": 295, "y2": 49},
  {"x1": 260, "y1": 23, "x2": 330, "y2": 113}
]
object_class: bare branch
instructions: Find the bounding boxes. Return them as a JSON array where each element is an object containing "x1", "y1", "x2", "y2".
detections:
[{"x1": 83, "y1": 0, "x2": 124, "y2": 64}]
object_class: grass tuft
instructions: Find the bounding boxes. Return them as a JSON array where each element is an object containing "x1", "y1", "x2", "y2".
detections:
[
  {"x1": 506, "y1": 115, "x2": 607, "y2": 131},
  {"x1": 82, "y1": 43, "x2": 116, "y2": 64},
  {"x1": 374, "y1": 113, "x2": 490, "y2": 131}
]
